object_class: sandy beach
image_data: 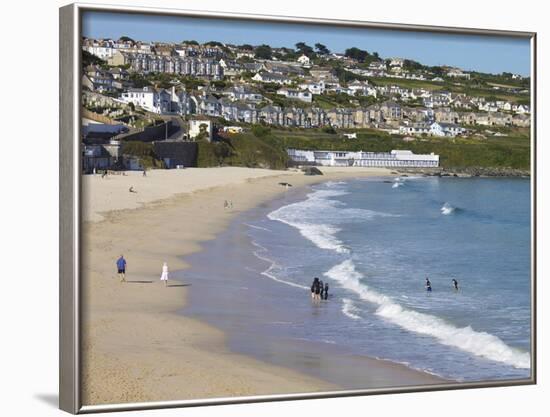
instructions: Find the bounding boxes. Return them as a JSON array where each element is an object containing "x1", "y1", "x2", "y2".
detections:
[{"x1": 81, "y1": 166, "x2": 444, "y2": 406}]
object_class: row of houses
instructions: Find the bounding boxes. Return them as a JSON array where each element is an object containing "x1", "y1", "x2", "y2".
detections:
[
  {"x1": 398, "y1": 122, "x2": 466, "y2": 137},
  {"x1": 118, "y1": 86, "x2": 530, "y2": 132},
  {"x1": 81, "y1": 65, "x2": 131, "y2": 93},
  {"x1": 434, "y1": 107, "x2": 531, "y2": 127},
  {"x1": 83, "y1": 38, "x2": 226, "y2": 60},
  {"x1": 108, "y1": 52, "x2": 224, "y2": 79}
]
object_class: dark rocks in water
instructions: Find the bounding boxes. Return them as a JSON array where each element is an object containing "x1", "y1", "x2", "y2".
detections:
[{"x1": 302, "y1": 166, "x2": 324, "y2": 176}]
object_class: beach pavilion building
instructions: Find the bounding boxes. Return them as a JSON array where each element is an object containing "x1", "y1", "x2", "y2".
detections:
[{"x1": 287, "y1": 149, "x2": 439, "y2": 168}]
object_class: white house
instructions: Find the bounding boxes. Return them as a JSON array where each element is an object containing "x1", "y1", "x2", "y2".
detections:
[
  {"x1": 369, "y1": 61, "x2": 387, "y2": 71},
  {"x1": 299, "y1": 80, "x2": 325, "y2": 95},
  {"x1": 399, "y1": 123, "x2": 431, "y2": 136},
  {"x1": 252, "y1": 71, "x2": 292, "y2": 85},
  {"x1": 83, "y1": 39, "x2": 115, "y2": 60},
  {"x1": 429, "y1": 122, "x2": 466, "y2": 137},
  {"x1": 348, "y1": 80, "x2": 377, "y2": 97},
  {"x1": 390, "y1": 58, "x2": 405, "y2": 68},
  {"x1": 478, "y1": 102, "x2": 499, "y2": 112},
  {"x1": 446, "y1": 68, "x2": 471, "y2": 79},
  {"x1": 297, "y1": 54, "x2": 311, "y2": 66},
  {"x1": 120, "y1": 87, "x2": 171, "y2": 114},
  {"x1": 276, "y1": 88, "x2": 313, "y2": 103},
  {"x1": 223, "y1": 85, "x2": 264, "y2": 102},
  {"x1": 189, "y1": 118, "x2": 213, "y2": 142},
  {"x1": 513, "y1": 104, "x2": 530, "y2": 114}
]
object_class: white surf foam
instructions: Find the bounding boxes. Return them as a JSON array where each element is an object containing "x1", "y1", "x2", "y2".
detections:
[
  {"x1": 324, "y1": 259, "x2": 531, "y2": 369},
  {"x1": 251, "y1": 240, "x2": 309, "y2": 290},
  {"x1": 268, "y1": 187, "x2": 397, "y2": 255},
  {"x1": 342, "y1": 298, "x2": 362, "y2": 320},
  {"x1": 441, "y1": 202, "x2": 456, "y2": 215},
  {"x1": 244, "y1": 222, "x2": 272, "y2": 232}
]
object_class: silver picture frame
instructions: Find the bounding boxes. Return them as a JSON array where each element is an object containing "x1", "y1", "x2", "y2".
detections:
[{"x1": 60, "y1": 2, "x2": 537, "y2": 414}]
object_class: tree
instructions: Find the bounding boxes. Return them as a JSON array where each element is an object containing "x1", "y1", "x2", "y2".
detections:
[
  {"x1": 430, "y1": 66, "x2": 446, "y2": 76},
  {"x1": 129, "y1": 73, "x2": 151, "y2": 88},
  {"x1": 199, "y1": 123, "x2": 209, "y2": 135},
  {"x1": 183, "y1": 40, "x2": 199, "y2": 45},
  {"x1": 239, "y1": 44, "x2": 254, "y2": 50},
  {"x1": 315, "y1": 43, "x2": 330, "y2": 55},
  {"x1": 205, "y1": 41, "x2": 224, "y2": 47},
  {"x1": 295, "y1": 42, "x2": 314, "y2": 57},
  {"x1": 255, "y1": 44, "x2": 272, "y2": 60},
  {"x1": 82, "y1": 50, "x2": 106, "y2": 67},
  {"x1": 344, "y1": 47, "x2": 370, "y2": 62},
  {"x1": 119, "y1": 36, "x2": 135, "y2": 43},
  {"x1": 251, "y1": 125, "x2": 271, "y2": 137},
  {"x1": 213, "y1": 141, "x2": 231, "y2": 165},
  {"x1": 403, "y1": 59, "x2": 424, "y2": 71}
]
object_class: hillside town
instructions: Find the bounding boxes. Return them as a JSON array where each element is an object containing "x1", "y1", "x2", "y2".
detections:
[{"x1": 81, "y1": 36, "x2": 531, "y2": 172}]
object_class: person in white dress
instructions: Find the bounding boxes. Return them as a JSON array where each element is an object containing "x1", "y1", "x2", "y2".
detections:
[{"x1": 160, "y1": 262, "x2": 169, "y2": 286}]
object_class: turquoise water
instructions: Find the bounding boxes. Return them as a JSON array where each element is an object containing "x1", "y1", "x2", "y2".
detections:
[
  {"x1": 183, "y1": 176, "x2": 532, "y2": 384},
  {"x1": 257, "y1": 177, "x2": 532, "y2": 381}
]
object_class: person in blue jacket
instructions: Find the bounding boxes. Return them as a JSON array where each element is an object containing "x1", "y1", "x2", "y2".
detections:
[
  {"x1": 425, "y1": 277, "x2": 432, "y2": 292},
  {"x1": 116, "y1": 255, "x2": 127, "y2": 283}
]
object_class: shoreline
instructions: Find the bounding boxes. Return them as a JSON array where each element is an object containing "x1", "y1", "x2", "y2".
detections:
[
  {"x1": 181, "y1": 187, "x2": 449, "y2": 388},
  {"x1": 81, "y1": 166, "x2": 444, "y2": 405}
]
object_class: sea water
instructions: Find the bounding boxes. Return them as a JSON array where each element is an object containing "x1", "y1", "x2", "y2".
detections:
[
  {"x1": 182, "y1": 176, "x2": 531, "y2": 383},
  {"x1": 248, "y1": 177, "x2": 532, "y2": 382}
]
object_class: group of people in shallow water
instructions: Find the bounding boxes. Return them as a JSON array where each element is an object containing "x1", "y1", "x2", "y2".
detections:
[
  {"x1": 425, "y1": 277, "x2": 459, "y2": 292},
  {"x1": 310, "y1": 277, "x2": 329, "y2": 301},
  {"x1": 308, "y1": 275, "x2": 457, "y2": 301}
]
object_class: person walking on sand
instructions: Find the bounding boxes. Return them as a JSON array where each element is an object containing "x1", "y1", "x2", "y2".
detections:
[
  {"x1": 116, "y1": 255, "x2": 127, "y2": 283},
  {"x1": 160, "y1": 262, "x2": 169, "y2": 286}
]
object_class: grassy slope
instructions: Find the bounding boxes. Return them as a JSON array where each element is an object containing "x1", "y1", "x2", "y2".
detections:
[
  {"x1": 197, "y1": 127, "x2": 530, "y2": 171},
  {"x1": 372, "y1": 77, "x2": 530, "y2": 103}
]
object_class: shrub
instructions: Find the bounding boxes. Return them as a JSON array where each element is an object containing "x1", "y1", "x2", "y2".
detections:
[{"x1": 251, "y1": 125, "x2": 271, "y2": 137}]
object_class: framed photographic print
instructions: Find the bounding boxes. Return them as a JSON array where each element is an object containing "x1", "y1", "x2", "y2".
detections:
[{"x1": 59, "y1": 2, "x2": 536, "y2": 413}]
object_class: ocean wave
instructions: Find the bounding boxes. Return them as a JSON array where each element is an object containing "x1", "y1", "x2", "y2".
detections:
[
  {"x1": 441, "y1": 202, "x2": 456, "y2": 215},
  {"x1": 268, "y1": 187, "x2": 398, "y2": 255},
  {"x1": 244, "y1": 222, "x2": 272, "y2": 232},
  {"x1": 251, "y1": 240, "x2": 309, "y2": 290},
  {"x1": 342, "y1": 298, "x2": 362, "y2": 320},
  {"x1": 324, "y1": 181, "x2": 348, "y2": 188},
  {"x1": 324, "y1": 259, "x2": 531, "y2": 369},
  {"x1": 392, "y1": 182, "x2": 404, "y2": 189}
]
